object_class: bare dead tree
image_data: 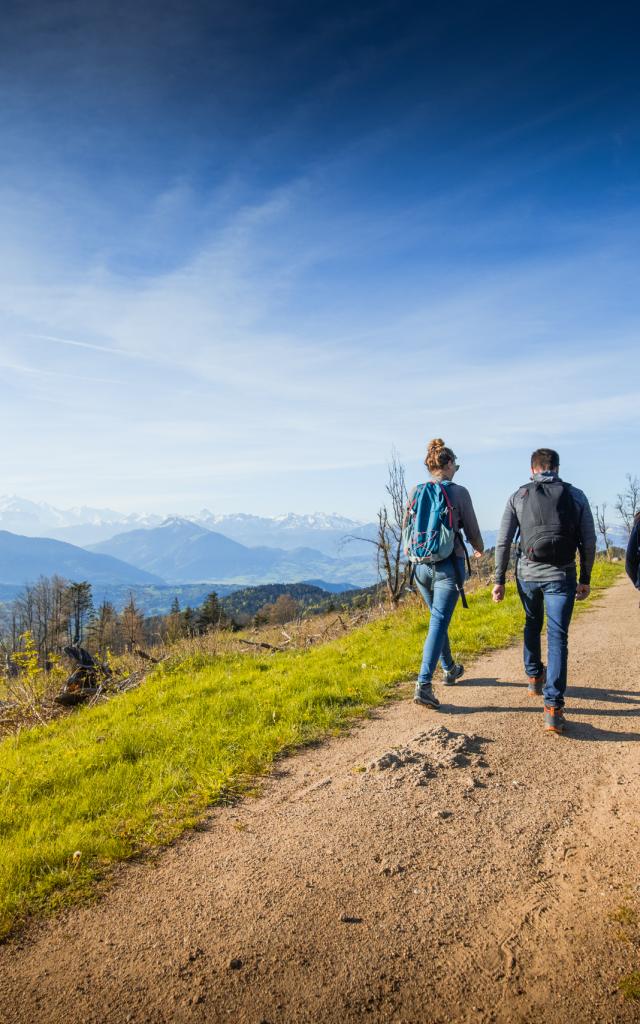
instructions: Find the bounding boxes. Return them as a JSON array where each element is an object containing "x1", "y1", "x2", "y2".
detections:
[
  {"x1": 50, "y1": 575, "x2": 69, "y2": 654},
  {"x1": 33, "y1": 577, "x2": 53, "y2": 667},
  {"x1": 87, "y1": 600, "x2": 118, "y2": 656},
  {"x1": 592, "y1": 503, "x2": 612, "y2": 560},
  {"x1": 351, "y1": 450, "x2": 411, "y2": 606},
  {"x1": 65, "y1": 581, "x2": 93, "y2": 645},
  {"x1": 14, "y1": 584, "x2": 36, "y2": 641},
  {"x1": 615, "y1": 474, "x2": 640, "y2": 535},
  {"x1": 121, "y1": 593, "x2": 145, "y2": 651}
]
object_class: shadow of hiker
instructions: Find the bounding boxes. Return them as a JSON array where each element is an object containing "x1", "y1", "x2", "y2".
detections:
[
  {"x1": 453, "y1": 678, "x2": 640, "y2": 705},
  {"x1": 440, "y1": 680, "x2": 640, "y2": 741},
  {"x1": 560, "y1": 721, "x2": 640, "y2": 743},
  {"x1": 447, "y1": 702, "x2": 640, "y2": 719},
  {"x1": 450, "y1": 676, "x2": 522, "y2": 689},
  {"x1": 568, "y1": 685, "x2": 640, "y2": 706},
  {"x1": 445, "y1": 702, "x2": 538, "y2": 716}
]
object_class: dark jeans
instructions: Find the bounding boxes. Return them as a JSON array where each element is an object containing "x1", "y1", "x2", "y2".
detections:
[
  {"x1": 414, "y1": 556, "x2": 465, "y2": 684},
  {"x1": 516, "y1": 573, "x2": 577, "y2": 708}
]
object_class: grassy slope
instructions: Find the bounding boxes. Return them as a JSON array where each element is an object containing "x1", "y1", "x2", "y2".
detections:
[{"x1": 0, "y1": 562, "x2": 622, "y2": 938}]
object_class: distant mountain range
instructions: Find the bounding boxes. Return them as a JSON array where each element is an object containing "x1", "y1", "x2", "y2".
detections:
[
  {"x1": 0, "y1": 495, "x2": 163, "y2": 545},
  {"x1": 0, "y1": 496, "x2": 376, "y2": 553},
  {"x1": 88, "y1": 518, "x2": 376, "y2": 586},
  {"x1": 0, "y1": 514, "x2": 376, "y2": 604},
  {"x1": 0, "y1": 496, "x2": 378, "y2": 593},
  {"x1": 192, "y1": 512, "x2": 377, "y2": 555}
]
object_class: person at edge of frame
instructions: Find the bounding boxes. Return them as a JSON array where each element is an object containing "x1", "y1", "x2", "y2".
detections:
[{"x1": 625, "y1": 511, "x2": 640, "y2": 594}]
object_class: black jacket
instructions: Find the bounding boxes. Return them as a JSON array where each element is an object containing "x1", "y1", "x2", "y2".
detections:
[{"x1": 625, "y1": 520, "x2": 640, "y2": 589}]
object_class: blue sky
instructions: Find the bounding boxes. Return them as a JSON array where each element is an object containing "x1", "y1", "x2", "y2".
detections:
[{"x1": 1, "y1": 0, "x2": 639, "y2": 527}]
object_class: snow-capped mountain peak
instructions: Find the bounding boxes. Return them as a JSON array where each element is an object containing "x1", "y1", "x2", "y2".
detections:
[
  {"x1": 0, "y1": 496, "x2": 376, "y2": 553},
  {"x1": 271, "y1": 512, "x2": 365, "y2": 530}
]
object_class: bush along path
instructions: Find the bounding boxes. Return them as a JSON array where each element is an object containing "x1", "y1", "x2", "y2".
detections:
[{"x1": 1, "y1": 563, "x2": 639, "y2": 1024}]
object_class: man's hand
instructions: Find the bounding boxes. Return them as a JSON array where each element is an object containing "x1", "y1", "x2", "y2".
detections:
[
  {"x1": 472, "y1": 550, "x2": 483, "y2": 559},
  {"x1": 576, "y1": 583, "x2": 590, "y2": 601},
  {"x1": 492, "y1": 584, "x2": 505, "y2": 603}
]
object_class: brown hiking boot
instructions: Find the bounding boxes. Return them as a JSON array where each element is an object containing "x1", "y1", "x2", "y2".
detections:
[
  {"x1": 527, "y1": 666, "x2": 546, "y2": 696},
  {"x1": 544, "y1": 706, "x2": 566, "y2": 734}
]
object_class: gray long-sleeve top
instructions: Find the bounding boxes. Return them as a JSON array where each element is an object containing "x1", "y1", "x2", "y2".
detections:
[
  {"x1": 494, "y1": 472, "x2": 596, "y2": 585},
  {"x1": 408, "y1": 480, "x2": 484, "y2": 557},
  {"x1": 625, "y1": 519, "x2": 640, "y2": 588}
]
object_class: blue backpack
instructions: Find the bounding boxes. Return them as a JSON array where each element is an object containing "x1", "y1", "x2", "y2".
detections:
[{"x1": 403, "y1": 481, "x2": 456, "y2": 564}]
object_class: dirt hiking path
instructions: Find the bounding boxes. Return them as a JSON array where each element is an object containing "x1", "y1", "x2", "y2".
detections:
[{"x1": 2, "y1": 578, "x2": 640, "y2": 1024}]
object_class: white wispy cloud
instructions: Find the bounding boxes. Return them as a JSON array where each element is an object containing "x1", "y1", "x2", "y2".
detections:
[
  {"x1": 30, "y1": 333, "x2": 144, "y2": 359},
  {"x1": 1, "y1": 145, "x2": 639, "y2": 519},
  {"x1": 0, "y1": 358, "x2": 122, "y2": 386}
]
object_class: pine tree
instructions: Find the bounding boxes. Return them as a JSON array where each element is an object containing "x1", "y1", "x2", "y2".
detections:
[
  {"x1": 196, "y1": 591, "x2": 228, "y2": 632},
  {"x1": 183, "y1": 606, "x2": 195, "y2": 637}
]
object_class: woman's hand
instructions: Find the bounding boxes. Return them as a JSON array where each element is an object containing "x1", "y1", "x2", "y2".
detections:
[
  {"x1": 472, "y1": 550, "x2": 483, "y2": 559},
  {"x1": 492, "y1": 584, "x2": 505, "y2": 603}
]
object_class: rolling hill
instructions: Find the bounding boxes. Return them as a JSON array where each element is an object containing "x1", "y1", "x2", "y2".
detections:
[
  {"x1": 89, "y1": 518, "x2": 376, "y2": 586},
  {"x1": 0, "y1": 531, "x2": 164, "y2": 586}
]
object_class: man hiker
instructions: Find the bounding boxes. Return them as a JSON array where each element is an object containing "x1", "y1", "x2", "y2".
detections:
[{"x1": 492, "y1": 448, "x2": 596, "y2": 734}]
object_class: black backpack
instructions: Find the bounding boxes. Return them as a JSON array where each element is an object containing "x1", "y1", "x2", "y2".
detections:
[{"x1": 518, "y1": 480, "x2": 579, "y2": 566}]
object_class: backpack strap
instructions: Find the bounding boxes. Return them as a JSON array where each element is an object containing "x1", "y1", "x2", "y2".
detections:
[
  {"x1": 440, "y1": 482, "x2": 470, "y2": 609},
  {"x1": 513, "y1": 483, "x2": 532, "y2": 557},
  {"x1": 438, "y1": 482, "x2": 454, "y2": 528},
  {"x1": 454, "y1": 560, "x2": 469, "y2": 609}
]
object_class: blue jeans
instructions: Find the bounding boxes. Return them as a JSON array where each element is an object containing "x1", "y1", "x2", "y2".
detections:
[
  {"x1": 516, "y1": 573, "x2": 577, "y2": 708},
  {"x1": 414, "y1": 557, "x2": 465, "y2": 685}
]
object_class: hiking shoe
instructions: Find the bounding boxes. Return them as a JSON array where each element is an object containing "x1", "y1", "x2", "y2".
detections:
[
  {"x1": 414, "y1": 685, "x2": 440, "y2": 709},
  {"x1": 544, "y1": 706, "x2": 566, "y2": 734},
  {"x1": 527, "y1": 666, "x2": 546, "y2": 696},
  {"x1": 442, "y1": 663, "x2": 465, "y2": 686}
]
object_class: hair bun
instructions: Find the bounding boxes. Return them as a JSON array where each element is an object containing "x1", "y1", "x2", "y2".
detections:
[{"x1": 424, "y1": 438, "x2": 454, "y2": 473}]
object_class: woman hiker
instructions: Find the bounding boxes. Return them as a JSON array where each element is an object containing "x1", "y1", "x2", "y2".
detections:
[{"x1": 407, "y1": 439, "x2": 484, "y2": 709}]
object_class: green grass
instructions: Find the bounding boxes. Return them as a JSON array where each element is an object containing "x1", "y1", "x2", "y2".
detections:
[
  {"x1": 610, "y1": 899, "x2": 640, "y2": 999},
  {"x1": 610, "y1": 905, "x2": 639, "y2": 927},
  {"x1": 619, "y1": 972, "x2": 640, "y2": 1001},
  {"x1": 0, "y1": 561, "x2": 622, "y2": 939}
]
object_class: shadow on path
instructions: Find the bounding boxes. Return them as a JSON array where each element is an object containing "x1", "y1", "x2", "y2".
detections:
[
  {"x1": 559, "y1": 722, "x2": 640, "y2": 743},
  {"x1": 440, "y1": 678, "x2": 640, "y2": 742},
  {"x1": 457, "y1": 677, "x2": 640, "y2": 706},
  {"x1": 567, "y1": 685, "x2": 640, "y2": 706},
  {"x1": 451, "y1": 677, "x2": 522, "y2": 690}
]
